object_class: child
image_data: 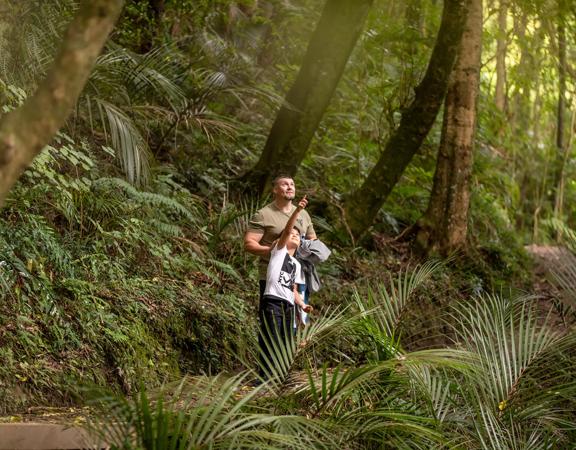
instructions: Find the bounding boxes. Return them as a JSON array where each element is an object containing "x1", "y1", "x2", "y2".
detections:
[{"x1": 258, "y1": 195, "x2": 313, "y2": 378}]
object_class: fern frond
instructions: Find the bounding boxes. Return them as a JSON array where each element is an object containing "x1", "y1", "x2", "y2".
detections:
[{"x1": 92, "y1": 177, "x2": 199, "y2": 225}]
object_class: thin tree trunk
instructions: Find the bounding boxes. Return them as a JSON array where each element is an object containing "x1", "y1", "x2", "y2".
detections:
[
  {"x1": 242, "y1": 0, "x2": 374, "y2": 195},
  {"x1": 495, "y1": 0, "x2": 507, "y2": 112},
  {"x1": 555, "y1": 106, "x2": 575, "y2": 235},
  {"x1": 0, "y1": 0, "x2": 124, "y2": 207},
  {"x1": 136, "y1": 0, "x2": 166, "y2": 53},
  {"x1": 416, "y1": 0, "x2": 483, "y2": 256},
  {"x1": 510, "y1": 11, "x2": 530, "y2": 133},
  {"x1": 553, "y1": 14, "x2": 567, "y2": 221},
  {"x1": 344, "y1": 0, "x2": 467, "y2": 240},
  {"x1": 405, "y1": 0, "x2": 423, "y2": 55}
]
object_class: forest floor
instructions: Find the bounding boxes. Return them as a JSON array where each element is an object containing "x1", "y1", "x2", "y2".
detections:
[
  {"x1": 0, "y1": 406, "x2": 90, "y2": 424},
  {"x1": 525, "y1": 244, "x2": 576, "y2": 329}
]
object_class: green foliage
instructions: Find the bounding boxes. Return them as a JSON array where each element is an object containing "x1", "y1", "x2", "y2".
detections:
[
  {"x1": 541, "y1": 219, "x2": 576, "y2": 320},
  {"x1": 0, "y1": 129, "x2": 255, "y2": 412},
  {"x1": 449, "y1": 293, "x2": 576, "y2": 448},
  {"x1": 90, "y1": 262, "x2": 576, "y2": 448},
  {"x1": 91, "y1": 374, "x2": 330, "y2": 450},
  {"x1": 353, "y1": 260, "x2": 443, "y2": 361}
]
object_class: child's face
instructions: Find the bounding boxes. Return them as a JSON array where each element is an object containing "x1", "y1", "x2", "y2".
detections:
[{"x1": 287, "y1": 228, "x2": 301, "y2": 250}]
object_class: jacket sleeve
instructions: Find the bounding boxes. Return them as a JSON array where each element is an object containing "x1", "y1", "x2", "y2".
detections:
[{"x1": 308, "y1": 240, "x2": 331, "y2": 264}]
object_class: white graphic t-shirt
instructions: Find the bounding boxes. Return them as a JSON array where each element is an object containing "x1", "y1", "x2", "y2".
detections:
[{"x1": 264, "y1": 245, "x2": 302, "y2": 305}]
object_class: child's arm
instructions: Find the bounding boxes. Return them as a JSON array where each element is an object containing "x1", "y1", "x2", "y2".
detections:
[
  {"x1": 294, "y1": 287, "x2": 313, "y2": 313},
  {"x1": 276, "y1": 196, "x2": 308, "y2": 249}
]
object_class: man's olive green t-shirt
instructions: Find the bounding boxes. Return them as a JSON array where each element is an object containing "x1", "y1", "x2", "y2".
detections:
[{"x1": 247, "y1": 202, "x2": 315, "y2": 280}]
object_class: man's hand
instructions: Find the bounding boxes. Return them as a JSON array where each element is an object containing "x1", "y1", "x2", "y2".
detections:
[
  {"x1": 297, "y1": 195, "x2": 308, "y2": 210},
  {"x1": 301, "y1": 304, "x2": 313, "y2": 313}
]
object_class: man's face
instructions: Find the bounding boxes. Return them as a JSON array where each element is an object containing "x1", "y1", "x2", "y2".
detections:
[{"x1": 273, "y1": 177, "x2": 295, "y2": 201}]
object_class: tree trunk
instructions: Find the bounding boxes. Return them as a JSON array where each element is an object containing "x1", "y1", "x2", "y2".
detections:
[
  {"x1": 415, "y1": 0, "x2": 483, "y2": 256},
  {"x1": 495, "y1": 0, "x2": 507, "y2": 112},
  {"x1": 135, "y1": 0, "x2": 166, "y2": 53},
  {"x1": 0, "y1": 0, "x2": 124, "y2": 207},
  {"x1": 510, "y1": 11, "x2": 530, "y2": 135},
  {"x1": 344, "y1": 0, "x2": 467, "y2": 240},
  {"x1": 242, "y1": 0, "x2": 374, "y2": 195},
  {"x1": 553, "y1": 13, "x2": 567, "y2": 222},
  {"x1": 405, "y1": 0, "x2": 424, "y2": 55}
]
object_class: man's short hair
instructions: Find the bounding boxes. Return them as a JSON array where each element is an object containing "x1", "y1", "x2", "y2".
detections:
[{"x1": 272, "y1": 174, "x2": 293, "y2": 187}]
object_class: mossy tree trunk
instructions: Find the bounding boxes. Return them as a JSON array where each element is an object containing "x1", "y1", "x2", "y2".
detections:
[
  {"x1": 344, "y1": 0, "x2": 467, "y2": 240},
  {"x1": 0, "y1": 0, "x2": 124, "y2": 207},
  {"x1": 415, "y1": 0, "x2": 483, "y2": 256},
  {"x1": 242, "y1": 0, "x2": 374, "y2": 195}
]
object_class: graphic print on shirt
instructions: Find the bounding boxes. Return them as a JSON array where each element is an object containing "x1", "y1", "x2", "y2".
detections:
[{"x1": 278, "y1": 254, "x2": 296, "y2": 289}]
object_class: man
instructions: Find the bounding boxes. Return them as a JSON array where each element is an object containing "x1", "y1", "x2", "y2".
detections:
[{"x1": 244, "y1": 175, "x2": 316, "y2": 305}]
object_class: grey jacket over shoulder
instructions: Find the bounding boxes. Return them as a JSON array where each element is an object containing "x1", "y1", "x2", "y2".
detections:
[{"x1": 295, "y1": 238, "x2": 331, "y2": 293}]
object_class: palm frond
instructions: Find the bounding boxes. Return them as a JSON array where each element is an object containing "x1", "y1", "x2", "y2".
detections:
[
  {"x1": 90, "y1": 45, "x2": 187, "y2": 108},
  {"x1": 89, "y1": 373, "x2": 330, "y2": 450},
  {"x1": 252, "y1": 307, "x2": 347, "y2": 392},
  {"x1": 94, "y1": 100, "x2": 150, "y2": 184},
  {"x1": 450, "y1": 294, "x2": 563, "y2": 404},
  {"x1": 353, "y1": 259, "x2": 443, "y2": 359},
  {"x1": 449, "y1": 294, "x2": 576, "y2": 448},
  {"x1": 296, "y1": 348, "x2": 474, "y2": 447},
  {"x1": 408, "y1": 366, "x2": 456, "y2": 423}
]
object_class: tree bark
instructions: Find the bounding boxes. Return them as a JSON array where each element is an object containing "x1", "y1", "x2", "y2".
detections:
[
  {"x1": 415, "y1": 0, "x2": 483, "y2": 256},
  {"x1": 0, "y1": 0, "x2": 124, "y2": 207},
  {"x1": 495, "y1": 0, "x2": 507, "y2": 112},
  {"x1": 344, "y1": 0, "x2": 467, "y2": 240},
  {"x1": 241, "y1": 0, "x2": 374, "y2": 195}
]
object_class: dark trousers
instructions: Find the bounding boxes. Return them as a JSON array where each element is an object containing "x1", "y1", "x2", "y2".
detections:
[{"x1": 258, "y1": 295, "x2": 294, "y2": 379}]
